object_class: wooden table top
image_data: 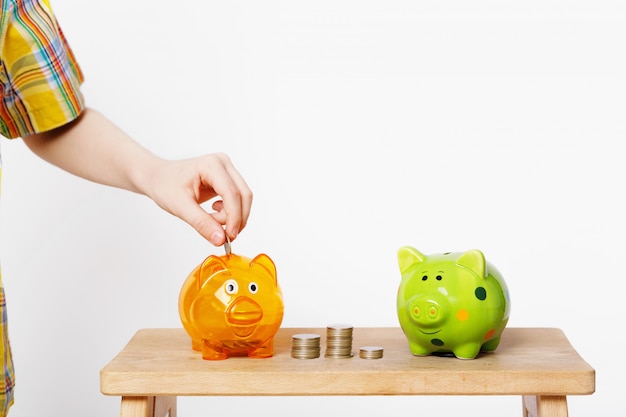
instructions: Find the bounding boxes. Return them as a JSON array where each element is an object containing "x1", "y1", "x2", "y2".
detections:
[{"x1": 100, "y1": 327, "x2": 595, "y2": 397}]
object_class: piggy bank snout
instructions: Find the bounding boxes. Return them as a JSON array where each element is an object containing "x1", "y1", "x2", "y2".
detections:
[
  {"x1": 226, "y1": 296, "x2": 263, "y2": 325},
  {"x1": 408, "y1": 295, "x2": 449, "y2": 327}
]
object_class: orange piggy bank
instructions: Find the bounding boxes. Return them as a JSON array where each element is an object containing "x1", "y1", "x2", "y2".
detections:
[{"x1": 178, "y1": 252, "x2": 284, "y2": 360}]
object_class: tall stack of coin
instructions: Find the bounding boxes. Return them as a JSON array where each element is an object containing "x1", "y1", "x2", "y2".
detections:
[
  {"x1": 291, "y1": 333, "x2": 321, "y2": 359},
  {"x1": 324, "y1": 324, "x2": 354, "y2": 358},
  {"x1": 359, "y1": 345, "x2": 384, "y2": 359}
]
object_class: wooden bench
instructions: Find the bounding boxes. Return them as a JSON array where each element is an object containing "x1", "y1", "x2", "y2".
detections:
[{"x1": 100, "y1": 327, "x2": 595, "y2": 417}]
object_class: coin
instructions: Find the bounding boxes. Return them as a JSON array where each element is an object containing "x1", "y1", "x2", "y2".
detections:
[
  {"x1": 325, "y1": 324, "x2": 354, "y2": 358},
  {"x1": 292, "y1": 333, "x2": 321, "y2": 346},
  {"x1": 359, "y1": 346, "x2": 384, "y2": 359},
  {"x1": 291, "y1": 333, "x2": 321, "y2": 359},
  {"x1": 224, "y1": 233, "x2": 232, "y2": 255}
]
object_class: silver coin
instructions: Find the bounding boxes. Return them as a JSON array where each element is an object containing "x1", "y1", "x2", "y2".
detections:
[
  {"x1": 224, "y1": 233, "x2": 232, "y2": 255},
  {"x1": 359, "y1": 346, "x2": 384, "y2": 359},
  {"x1": 292, "y1": 352, "x2": 321, "y2": 359},
  {"x1": 292, "y1": 333, "x2": 321, "y2": 341},
  {"x1": 327, "y1": 323, "x2": 353, "y2": 330}
]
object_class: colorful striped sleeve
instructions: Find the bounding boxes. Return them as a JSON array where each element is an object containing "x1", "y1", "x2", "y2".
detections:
[
  {"x1": 0, "y1": 279, "x2": 14, "y2": 417},
  {"x1": 0, "y1": 0, "x2": 84, "y2": 139}
]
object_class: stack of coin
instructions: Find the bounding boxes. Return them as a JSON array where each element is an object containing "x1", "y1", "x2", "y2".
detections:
[
  {"x1": 359, "y1": 345, "x2": 384, "y2": 359},
  {"x1": 324, "y1": 324, "x2": 354, "y2": 358},
  {"x1": 291, "y1": 333, "x2": 321, "y2": 359}
]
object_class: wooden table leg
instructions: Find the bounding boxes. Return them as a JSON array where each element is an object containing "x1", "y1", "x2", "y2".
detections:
[
  {"x1": 523, "y1": 395, "x2": 536, "y2": 417},
  {"x1": 120, "y1": 396, "x2": 153, "y2": 417},
  {"x1": 120, "y1": 396, "x2": 177, "y2": 417},
  {"x1": 523, "y1": 395, "x2": 568, "y2": 417},
  {"x1": 154, "y1": 396, "x2": 177, "y2": 417}
]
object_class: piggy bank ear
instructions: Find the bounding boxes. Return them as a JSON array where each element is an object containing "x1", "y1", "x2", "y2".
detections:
[
  {"x1": 456, "y1": 249, "x2": 487, "y2": 278},
  {"x1": 397, "y1": 246, "x2": 426, "y2": 275},
  {"x1": 250, "y1": 254, "x2": 278, "y2": 284},
  {"x1": 197, "y1": 255, "x2": 229, "y2": 288}
]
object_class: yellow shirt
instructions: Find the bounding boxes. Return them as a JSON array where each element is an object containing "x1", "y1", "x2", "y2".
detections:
[
  {"x1": 0, "y1": 1, "x2": 85, "y2": 415},
  {"x1": 0, "y1": 0, "x2": 84, "y2": 139}
]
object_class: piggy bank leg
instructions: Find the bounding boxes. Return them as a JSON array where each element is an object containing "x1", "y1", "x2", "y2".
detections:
[
  {"x1": 481, "y1": 336, "x2": 501, "y2": 353},
  {"x1": 408, "y1": 341, "x2": 432, "y2": 356},
  {"x1": 453, "y1": 342, "x2": 482, "y2": 360},
  {"x1": 191, "y1": 339, "x2": 202, "y2": 351},
  {"x1": 201, "y1": 339, "x2": 228, "y2": 360},
  {"x1": 249, "y1": 338, "x2": 274, "y2": 358}
]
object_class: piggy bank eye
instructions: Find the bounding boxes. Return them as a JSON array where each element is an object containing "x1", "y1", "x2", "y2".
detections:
[
  {"x1": 436, "y1": 275, "x2": 443, "y2": 281},
  {"x1": 248, "y1": 282, "x2": 258, "y2": 294},
  {"x1": 224, "y1": 279, "x2": 238, "y2": 295},
  {"x1": 422, "y1": 275, "x2": 428, "y2": 281}
]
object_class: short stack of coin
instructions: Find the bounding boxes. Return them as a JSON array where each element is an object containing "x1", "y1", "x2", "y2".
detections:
[
  {"x1": 324, "y1": 324, "x2": 354, "y2": 358},
  {"x1": 291, "y1": 333, "x2": 321, "y2": 359},
  {"x1": 359, "y1": 345, "x2": 384, "y2": 359}
]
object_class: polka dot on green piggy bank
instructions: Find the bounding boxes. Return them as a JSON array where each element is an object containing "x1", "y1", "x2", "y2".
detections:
[{"x1": 396, "y1": 247, "x2": 511, "y2": 360}]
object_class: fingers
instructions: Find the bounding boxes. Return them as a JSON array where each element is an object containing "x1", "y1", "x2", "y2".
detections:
[
  {"x1": 225, "y1": 167, "x2": 253, "y2": 237},
  {"x1": 147, "y1": 153, "x2": 253, "y2": 247},
  {"x1": 185, "y1": 205, "x2": 228, "y2": 246},
  {"x1": 201, "y1": 154, "x2": 253, "y2": 242}
]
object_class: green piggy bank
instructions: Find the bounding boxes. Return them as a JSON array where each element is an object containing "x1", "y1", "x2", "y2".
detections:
[{"x1": 396, "y1": 247, "x2": 511, "y2": 359}]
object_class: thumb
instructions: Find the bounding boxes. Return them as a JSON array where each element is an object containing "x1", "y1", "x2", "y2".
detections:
[{"x1": 178, "y1": 204, "x2": 226, "y2": 246}]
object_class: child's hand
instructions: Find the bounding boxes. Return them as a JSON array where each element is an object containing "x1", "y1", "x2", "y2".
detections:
[{"x1": 145, "y1": 152, "x2": 253, "y2": 246}]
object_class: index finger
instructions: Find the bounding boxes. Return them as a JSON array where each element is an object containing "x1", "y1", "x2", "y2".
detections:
[{"x1": 203, "y1": 154, "x2": 253, "y2": 240}]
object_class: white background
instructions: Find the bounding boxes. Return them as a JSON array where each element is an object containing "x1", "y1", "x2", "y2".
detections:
[{"x1": 1, "y1": 0, "x2": 624, "y2": 416}]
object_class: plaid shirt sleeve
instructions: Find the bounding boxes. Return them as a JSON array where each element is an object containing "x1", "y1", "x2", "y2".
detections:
[
  {"x1": 0, "y1": 0, "x2": 85, "y2": 139},
  {"x1": 0, "y1": 0, "x2": 86, "y2": 415},
  {"x1": 0, "y1": 281, "x2": 13, "y2": 417}
]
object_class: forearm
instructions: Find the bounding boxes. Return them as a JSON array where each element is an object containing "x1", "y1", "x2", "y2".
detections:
[
  {"x1": 22, "y1": 107, "x2": 253, "y2": 245},
  {"x1": 22, "y1": 108, "x2": 161, "y2": 195}
]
